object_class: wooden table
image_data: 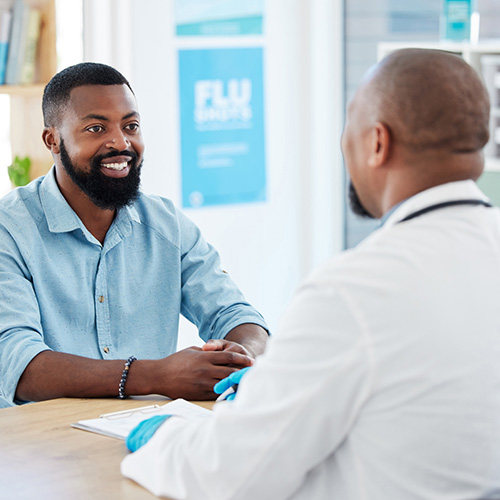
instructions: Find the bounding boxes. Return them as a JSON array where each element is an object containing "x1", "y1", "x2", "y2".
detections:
[{"x1": 0, "y1": 398, "x2": 214, "y2": 500}]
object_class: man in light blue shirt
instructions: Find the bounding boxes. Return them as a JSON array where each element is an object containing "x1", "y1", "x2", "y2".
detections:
[{"x1": 0, "y1": 62, "x2": 268, "y2": 408}]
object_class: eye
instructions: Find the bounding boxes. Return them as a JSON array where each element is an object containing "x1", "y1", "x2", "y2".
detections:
[
  {"x1": 87, "y1": 125, "x2": 104, "y2": 133},
  {"x1": 125, "y1": 122, "x2": 140, "y2": 132}
]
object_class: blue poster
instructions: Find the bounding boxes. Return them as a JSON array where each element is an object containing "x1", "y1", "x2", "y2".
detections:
[
  {"x1": 178, "y1": 48, "x2": 266, "y2": 208},
  {"x1": 175, "y1": 0, "x2": 264, "y2": 36}
]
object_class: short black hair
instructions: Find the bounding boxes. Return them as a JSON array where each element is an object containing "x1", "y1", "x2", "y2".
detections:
[{"x1": 42, "y1": 62, "x2": 134, "y2": 127}]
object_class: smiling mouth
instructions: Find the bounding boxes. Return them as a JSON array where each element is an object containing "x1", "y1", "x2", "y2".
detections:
[{"x1": 102, "y1": 161, "x2": 129, "y2": 171}]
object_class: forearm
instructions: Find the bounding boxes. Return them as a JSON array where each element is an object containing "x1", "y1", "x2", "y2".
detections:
[
  {"x1": 15, "y1": 346, "x2": 255, "y2": 403},
  {"x1": 15, "y1": 351, "x2": 157, "y2": 403},
  {"x1": 225, "y1": 323, "x2": 269, "y2": 358}
]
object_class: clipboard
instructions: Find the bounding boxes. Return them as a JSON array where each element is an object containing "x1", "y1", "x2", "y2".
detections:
[{"x1": 71, "y1": 398, "x2": 212, "y2": 440}]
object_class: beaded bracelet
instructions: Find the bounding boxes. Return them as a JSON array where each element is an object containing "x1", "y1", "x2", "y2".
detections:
[{"x1": 118, "y1": 356, "x2": 137, "y2": 399}]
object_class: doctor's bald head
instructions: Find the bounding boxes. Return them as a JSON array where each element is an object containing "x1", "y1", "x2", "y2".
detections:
[
  {"x1": 342, "y1": 48, "x2": 491, "y2": 220},
  {"x1": 362, "y1": 48, "x2": 490, "y2": 153}
]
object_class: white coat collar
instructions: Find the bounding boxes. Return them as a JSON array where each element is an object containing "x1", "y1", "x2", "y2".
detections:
[{"x1": 382, "y1": 180, "x2": 490, "y2": 229}]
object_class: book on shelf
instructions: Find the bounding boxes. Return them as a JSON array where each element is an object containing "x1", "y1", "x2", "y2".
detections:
[
  {"x1": 0, "y1": 6, "x2": 12, "y2": 85},
  {"x1": 5, "y1": 0, "x2": 26, "y2": 84},
  {"x1": 19, "y1": 6, "x2": 40, "y2": 84},
  {"x1": 5, "y1": 0, "x2": 40, "y2": 85}
]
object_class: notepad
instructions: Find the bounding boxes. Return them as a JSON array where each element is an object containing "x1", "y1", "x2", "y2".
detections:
[{"x1": 71, "y1": 398, "x2": 212, "y2": 440}]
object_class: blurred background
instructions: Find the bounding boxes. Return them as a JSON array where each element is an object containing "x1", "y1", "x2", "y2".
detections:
[{"x1": 0, "y1": 0, "x2": 499, "y2": 346}]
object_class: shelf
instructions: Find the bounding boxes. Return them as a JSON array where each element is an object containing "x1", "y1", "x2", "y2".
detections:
[
  {"x1": 2, "y1": 0, "x2": 57, "y2": 183},
  {"x1": 377, "y1": 39, "x2": 500, "y2": 53},
  {"x1": 0, "y1": 84, "x2": 46, "y2": 97},
  {"x1": 377, "y1": 39, "x2": 500, "y2": 71}
]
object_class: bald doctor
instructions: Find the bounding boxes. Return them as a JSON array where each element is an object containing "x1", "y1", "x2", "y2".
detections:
[{"x1": 121, "y1": 48, "x2": 500, "y2": 499}]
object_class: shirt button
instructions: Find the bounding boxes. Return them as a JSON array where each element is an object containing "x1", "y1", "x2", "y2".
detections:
[
  {"x1": 98, "y1": 295, "x2": 105, "y2": 303},
  {"x1": 103, "y1": 347, "x2": 110, "y2": 354}
]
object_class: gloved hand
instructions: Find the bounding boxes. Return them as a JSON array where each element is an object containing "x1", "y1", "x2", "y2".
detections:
[
  {"x1": 213, "y1": 366, "x2": 251, "y2": 401},
  {"x1": 126, "y1": 414, "x2": 171, "y2": 452}
]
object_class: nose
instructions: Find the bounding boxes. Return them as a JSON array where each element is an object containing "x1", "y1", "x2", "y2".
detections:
[{"x1": 106, "y1": 129, "x2": 130, "y2": 150}]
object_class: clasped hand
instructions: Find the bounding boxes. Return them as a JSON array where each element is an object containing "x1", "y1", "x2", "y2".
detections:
[{"x1": 150, "y1": 339, "x2": 253, "y2": 400}]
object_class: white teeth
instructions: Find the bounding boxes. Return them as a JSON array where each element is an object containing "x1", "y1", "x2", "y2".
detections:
[{"x1": 102, "y1": 161, "x2": 128, "y2": 170}]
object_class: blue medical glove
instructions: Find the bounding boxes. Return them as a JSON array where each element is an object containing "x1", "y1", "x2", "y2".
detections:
[
  {"x1": 126, "y1": 415, "x2": 171, "y2": 452},
  {"x1": 213, "y1": 366, "x2": 251, "y2": 401}
]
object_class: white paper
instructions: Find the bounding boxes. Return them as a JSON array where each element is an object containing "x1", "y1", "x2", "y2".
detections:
[{"x1": 71, "y1": 399, "x2": 212, "y2": 440}]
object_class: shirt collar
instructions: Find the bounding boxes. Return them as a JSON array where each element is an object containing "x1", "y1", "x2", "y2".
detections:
[
  {"x1": 378, "y1": 200, "x2": 404, "y2": 226},
  {"x1": 39, "y1": 166, "x2": 141, "y2": 235}
]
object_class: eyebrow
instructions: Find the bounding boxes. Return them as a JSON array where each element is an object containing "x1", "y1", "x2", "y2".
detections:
[{"x1": 80, "y1": 112, "x2": 140, "y2": 121}]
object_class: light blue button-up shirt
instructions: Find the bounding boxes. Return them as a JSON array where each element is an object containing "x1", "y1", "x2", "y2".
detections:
[{"x1": 0, "y1": 168, "x2": 267, "y2": 407}]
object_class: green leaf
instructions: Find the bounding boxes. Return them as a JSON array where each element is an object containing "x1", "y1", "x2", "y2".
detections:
[{"x1": 7, "y1": 155, "x2": 31, "y2": 187}]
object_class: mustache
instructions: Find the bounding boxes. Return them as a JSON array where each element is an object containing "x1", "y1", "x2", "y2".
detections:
[{"x1": 96, "y1": 150, "x2": 138, "y2": 162}]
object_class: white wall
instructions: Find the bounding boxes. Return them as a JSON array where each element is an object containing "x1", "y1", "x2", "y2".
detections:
[{"x1": 84, "y1": 0, "x2": 344, "y2": 348}]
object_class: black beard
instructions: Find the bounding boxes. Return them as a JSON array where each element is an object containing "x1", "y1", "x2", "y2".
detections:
[
  {"x1": 59, "y1": 139, "x2": 142, "y2": 210},
  {"x1": 348, "y1": 181, "x2": 374, "y2": 219}
]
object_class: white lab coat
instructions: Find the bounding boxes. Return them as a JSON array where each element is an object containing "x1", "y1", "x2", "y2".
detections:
[{"x1": 122, "y1": 180, "x2": 500, "y2": 500}]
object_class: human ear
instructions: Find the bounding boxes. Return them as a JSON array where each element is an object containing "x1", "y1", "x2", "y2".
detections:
[
  {"x1": 367, "y1": 122, "x2": 390, "y2": 168},
  {"x1": 42, "y1": 127, "x2": 60, "y2": 154}
]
